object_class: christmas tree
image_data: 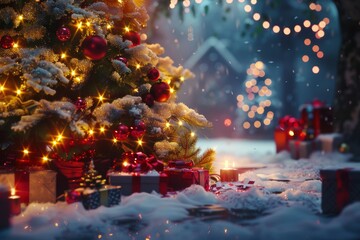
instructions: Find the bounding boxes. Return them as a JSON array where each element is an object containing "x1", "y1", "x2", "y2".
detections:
[{"x1": 0, "y1": 0, "x2": 215, "y2": 173}]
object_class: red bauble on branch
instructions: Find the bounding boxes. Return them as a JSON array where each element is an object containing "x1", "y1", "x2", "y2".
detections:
[
  {"x1": 113, "y1": 123, "x2": 130, "y2": 141},
  {"x1": 147, "y1": 68, "x2": 160, "y2": 81},
  {"x1": 81, "y1": 35, "x2": 107, "y2": 60},
  {"x1": 141, "y1": 93, "x2": 155, "y2": 107},
  {"x1": 114, "y1": 55, "x2": 128, "y2": 66},
  {"x1": 75, "y1": 97, "x2": 87, "y2": 111},
  {"x1": 56, "y1": 27, "x2": 71, "y2": 42},
  {"x1": 123, "y1": 31, "x2": 141, "y2": 47},
  {"x1": 150, "y1": 82, "x2": 171, "y2": 102},
  {"x1": 130, "y1": 120, "x2": 146, "y2": 138},
  {"x1": 1, "y1": 35, "x2": 14, "y2": 49}
]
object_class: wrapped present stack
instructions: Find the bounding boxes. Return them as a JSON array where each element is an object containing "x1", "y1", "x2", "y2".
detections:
[
  {"x1": 320, "y1": 168, "x2": 360, "y2": 215},
  {"x1": 65, "y1": 160, "x2": 121, "y2": 210},
  {"x1": 108, "y1": 152, "x2": 167, "y2": 196},
  {"x1": 276, "y1": 99, "x2": 345, "y2": 159}
]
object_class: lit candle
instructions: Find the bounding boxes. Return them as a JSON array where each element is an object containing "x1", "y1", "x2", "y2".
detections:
[
  {"x1": 9, "y1": 188, "x2": 21, "y2": 216},
  {"x1": 0, "y1": 185, "x2": 11, "y2": 229},
  {"x1": 220, "y1": 160, "x2": 238, "y2": 182}
]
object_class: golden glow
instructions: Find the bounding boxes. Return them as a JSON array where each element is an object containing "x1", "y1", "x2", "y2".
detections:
[
  {"x1": 190, "y1": 132, "x2": 196, "y2": 137},
  {"x1": 283, "y1": 27, "x2": 291, "y2": 35},
  {"x1": 302, "y1": 55, "x2": 309, "y2": 63},
  {"x1": 254, "y1": 121, "x2": 261, "y2": 128},
  {"x1": 86, "y1": 21, "x2": 91, "y2": 27},
  {"x1": 16, "y1": 89, "x2": 22, "y2": 96},
  {"x1": 0, "y1": 84, "x2": 5, "y2": 92},
  {"x1": 264, "y1": 118, "x2": 271, "y2": 126},
  {"x1": 71, "y1": 70, "x2": 76, "y2": 77},
  {"x1": 77, "y1": 22, "x2": 83, "y2": 29},
  {"x1": 165, "y1": 122, "x2": 171, "y2": 128},
  {"x1": 178, "y1": 120, "x2": 183, "y2": 126},
  {"x1": 262, "y1": 21, "x2": 270, "y2": 29},
  {"x1": 23, "y1": 148, "x2": 29, "y2": 155},
  {"x1": 180, "y1": 76, "x2": 185, "y2": 82},
  {"x1": 106, "y1": 24, "x2": 112, "y2": 30},
  {"x1": 170, "y1": 88, "x2": 174, "y2": 93},
  {"x1": 100, "y1": 127, "x2": 105, "y2": 133},
  {"x1": 303, "y1": 20, "x2": 311, "y2": 28},
  {"x1": 75, "y1": 77, "x2": 82, "y2": 83},
  {"x1": 13, "y1": 43, "x2": 19, "y2": 48},
  {"x1": 123, "y1": 161, "x2": 129, "y2": 167},
  {"x1": 61, "y1": 53, "x2": 66, "y2": 59},
  {"x1": 319, "y1": 21, "x2": 326, "y2": 29},
  {"x1": 242, "y1": 104, "x2": 249, "y2": 112},
  {"x1": 124, "y1": 26, "x2": 130, "y2": 32},
  {"x1": 113, "y1": 138, "x2": 118, "y2": 143},
  {"x1": 56, "y1": 134, "x2": 63, "y2": 142},
  {"x1": 133, "y1": 88, "x2": 139, "y2": 93},
  {"x1": 253, "y1": 13, "x2": 261, "y2": 21},
  {"x1": 18, "y1": 15, "x2": 24, "y2": 21},
  {"x1": 42, "y1": 156, "x2": 49, "y2": 162},
  {"x1": 137, "y1": 139, "x2": 143, "y2": 146},
  {"x1": 312, "y1": 66, "x2": 320, "y2": 74},
  {"x1": 288, "y1": 130, "x2": 295, "y2": 137},
  {"x1": 312, "y1": 24, "x2": 319, "y2": 32},
  {"x1": 11, "y1": 188, "x2": 15, "y2": 196},
  {"x1": 89, "y1": 129, "x2": 94, "y2": 135},
  {"x1": 52, "y1": 140, "x2": 57, "y2": 146},
  {"x1": 244, "y1": 5, "x2": 252, "y2": 12},
  {"x1": 118, "y1": 0, "x2": 123, "y2": 3},
  {"x1": 264, "y1": 78, "x2": 272, "y2": 85},
  {"x1": 248, "y1": 111, "x2": 255, "y2": 118},
  {"x1": 136, "y1": 64, "x2": 141, "y2": 69},
  {"x1": 272, "y1": 25, "x2": 280, "y2": 33},
  {"x1": 316, "y1": 30, "x2": 325, "y2": 38},
  {"x1": 294, "y1": 25, "x2": 301, "y2": 33},
  {"x1": 243, "y1": 121, "x2": 251, "y2": 129}
]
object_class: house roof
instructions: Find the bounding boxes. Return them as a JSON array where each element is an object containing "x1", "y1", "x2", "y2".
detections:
[{"x1": 184, "y1": 37, "x2": 243, "y2": 73}]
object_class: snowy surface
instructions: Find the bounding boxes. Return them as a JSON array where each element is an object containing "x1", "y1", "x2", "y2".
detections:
[{"x1": 1, "y1": 138, "x2": 360, "y2": 240}]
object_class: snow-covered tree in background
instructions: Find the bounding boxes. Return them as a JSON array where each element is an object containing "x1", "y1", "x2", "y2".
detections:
[{"x1": 0, "y1": 0, "x2": 215, "y2": 170}]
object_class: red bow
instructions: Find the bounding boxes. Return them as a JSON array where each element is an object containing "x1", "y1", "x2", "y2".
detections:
[{"x1": 121, "y1": 152, "x2": 164, "y2": 173}]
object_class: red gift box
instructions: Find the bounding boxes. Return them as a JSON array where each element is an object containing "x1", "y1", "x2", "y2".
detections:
[
  {"x1": 300, "y1": 99, "x2": 333, "y2": 137},
  {"x1": 0, "y1": 170, "x2": 57, "y2": 204},
  {"x1": 164, "y1": 168, "x2": 209, "y2": 192},
  {"x1": 320, "y1": 168, "x2": 360, "y2": 214},
  {"x1": 289, "y1": 139, "x2": 320, "y2": 159},
  {"x1": 274, "y1": 116, "x2": 303, "y2": 153}
]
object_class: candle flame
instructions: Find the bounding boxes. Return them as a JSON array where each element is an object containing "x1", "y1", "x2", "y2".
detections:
[
  {"x1": 225, "y1": 160, "x2": 229, "y2": 169},
  {"x1": 11, "y1": 187, "x2": 15, "y2": 196}
]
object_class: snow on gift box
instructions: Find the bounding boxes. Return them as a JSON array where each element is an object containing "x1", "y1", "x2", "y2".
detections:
[
  {"x1": 320, "y1": 168, "x2": 360, "y2": 215},
  {"x1": 0, "y1": 170, "x2": 56, "y2": 204}
]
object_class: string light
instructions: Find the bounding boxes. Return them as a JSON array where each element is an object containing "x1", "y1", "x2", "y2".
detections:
[
  {"x1": 61, "y1": 53, "x2": 67, "y2": 59},
  {"x1": 113, "y1": 138, "x2": 118, "y2": 143},
  {"x1": 42, "y1": 156, "x2": 49, "y2": 162},
  {"x1": 13, "y1": 43, "x2": 19, "y2": 48},
  {"x1": 124, "y1": 26, "x2": 130, "y2": 32},
  {"x1": 18, "y1": 15, "x2": 24, "y2": 21},
  {"x1": 23, "y1": 148, "x2": 29, "y2": 155},
  {"x1": 89, "y1": 129, "x2": 94, "y2": 135},
  {"x1": 136, "y1": 64, "x2": 141, "y2": 69},
  {"x1": 77, "y1": 22, "x2": 83, "y2": 29},
  {"x1": 100, "y1": 127, "x2": 105, "y2": 133},
  {"x1": 16, "y1": 89, "x2": 22, "y2": 96},
  {"x1": 190, "y1": 132, "x2": 195, "y2": 137},
  {"x1": 0, "y1": 84, "x2": 5, "y2": 92},
  {"x1": 137, "y1": 139, "x2": 143, "y2": 146},
  {"x1": 178, "y1": 120, "x2": 183, "y2": 126}
]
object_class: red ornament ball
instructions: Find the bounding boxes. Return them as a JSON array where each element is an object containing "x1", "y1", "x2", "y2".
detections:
[
  {"x1": 130, "y1": 120, "x2": 146, "y2": 138},
  {"x1": 113, "y1": 124, "x2": 130, "y2": 141},
  {"x1": 150, "y1": 82, "x2": 171, "y2": 102},
  {"x1": 123, "y1": 31, "x2": 141, "y2": 47},
  {"x1": 56, "y1": 27, "x2": 71, "y2": 42},
  {"x1": 1, "y1": 35, "x2": 14, "y2": 49},
  {"x1": 75, "y1": 97, "x2": 87, "y2": 111},
  {"x1": 147, "y1": 68, "x2": 160, "y2": 81},
  {"x1": 114, "y1": 55, "x2": 128, "y2": 66},
  {"x1": 142, "y1": 93, "x2": 155, "y2": 107},
  {"x1": 81, "y1": 35, "x2": 107, "y2": 60}
]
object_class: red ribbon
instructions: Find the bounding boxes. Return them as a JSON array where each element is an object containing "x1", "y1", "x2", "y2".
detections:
[
  {"x1": 335, "y1": 169, "x2": 351, "y2": 212},
  {"x1": 130, "y1": 173, "x2": 167, "y2": 195},
  {"x1": 132, "y1": 173, "x2": 141, "y2": 193},
  {"x1": 14, "y1": 170, "x2": 30, "y2": 204},
  {"x1": 122, "y1": 152, "x2": 164, "y2": 173}
]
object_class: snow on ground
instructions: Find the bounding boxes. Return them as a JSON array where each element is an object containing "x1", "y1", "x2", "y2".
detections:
[{"x1": 1, "y1": 138, "x2": 360, "y2": 240}]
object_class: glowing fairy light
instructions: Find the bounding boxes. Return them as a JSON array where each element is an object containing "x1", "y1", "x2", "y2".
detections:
[
  {"x1": 100, "y1": 127, "x2": 105, "y2": 133},
  {"x1": 190, "y1": 132, "x2": 195, "y2": 137},
  {"x1": 13, "y1": 43, "x2": 19, "y2": 48},
  {"x1": 52, "y1": 140, "x2": 57, "y2": 146},
  {"x1": 71, "y1": 70, "x2": 76, "y2": 77},
  {"x1": 178, "y1": 120, "x2": 183, "y2": 126},
  {"x1": 137, "y1": 139, "x2": 143, "y2": 146},
  {"x1": 16, "y1": 89, "x2": 22, "y2": 96},
  {"x1": 136, "y1": 64, "x2": 141, "y2": 69},
  {"x1": 272, "y1": 25, "x2": 280, "y2": 33},
  {"x1": 288, "y1": 130, "x2": 295, "y2": 137},
  {"x1": 124, "y1": 26, "x2": 130, "y2": 32},
  {"x1": 224, "y1": 118, "x2": 232, "y2": 127},
  {"x1": 18, "y1": 15, "x2": 24, "y2": 21},
  {"x1": 89, "y1": 129, "x2": 94, "y2": 135},
  {"x1": 61, "y1": 53, "x2": 66, "y2": 59},
  {"x1": 0, "y1": 84, "x2": 5, "y2": 92},
  {"x1": 86, "y1": 21, "x2": 91, "y2": 27},
  {"x1": 23, "y1": 148, "x2": 29, "y2": 155},
  {"x1": 302, "y1": 55, "x2": 309, "y2": 62},
  {"x1": 312, "y1": 66, "x2": 320, "y2": 74},
  {"x1": 77, "y1": 22, "x2": 83, "y2": 29},
  {"x1": 180, "y1": 76, "x2": 185, "y2": 82},
  {"x1": 113, "y1": 138, "x2": 118, "y2": 143},
  {"x1": 303, "y1": 20, "x2": 311, "y2": 28},
  {"x1": 106, "y1": 24, "x2": 112, "y2": 30},
  {"x1": 262, "y1": 21, "x2": 270, "y2": 29},
  {"x1": 42, "y1": 156, "x2": 49, "y2": 162},
  {"x1": 170, "y1": 88, "x2": 174, "y2": 93},
  {"x1": 165, "y1": 122, "x2": 171, "y2": 128}
]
